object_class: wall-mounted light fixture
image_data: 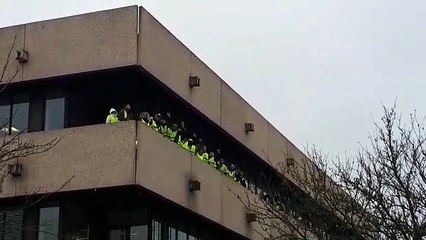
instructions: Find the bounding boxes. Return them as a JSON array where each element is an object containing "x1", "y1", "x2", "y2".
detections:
[
  {"x1": 8, "y1": 162, "x2": 23, "y2": 177},
  {"x1": 188, "y1": 180, "x2": 201, "y2": 192},
  {"x1": 15, "y1": 49, "x2": 28, "y2": 63},
  {"x1": 286, "y1": 157, "x2": 295, "y2": 167},
  {"x1": 245, "y1": 123, "x2": 255, "y2": 133},
  {"x1": 246, "y1": 212, "x2": 257, "y2": 223},
  {"x1": 189, "y1": 76, "x2": 200, "y2": 88}
]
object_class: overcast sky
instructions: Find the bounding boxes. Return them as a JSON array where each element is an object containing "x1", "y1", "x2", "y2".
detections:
[{"x1": 1, "y1": 0, "x2": 425, "y2": 156}]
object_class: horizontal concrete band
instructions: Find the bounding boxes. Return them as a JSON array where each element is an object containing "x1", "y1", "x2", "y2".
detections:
[{"x1": 1, "y1": 121, "x2": 266, "y2": 239}]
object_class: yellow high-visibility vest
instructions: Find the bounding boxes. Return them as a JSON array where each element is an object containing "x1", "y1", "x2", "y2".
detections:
[
  {"x1": 228, "y1": 171, "x2": 236, "y2": 181},
  {"x1": 181, "y1": 141, "x2": 190, "y2": 151},
  {"x1": 108, "y1": 114, "x2": 119, "y2": 124},
  {"x1": 207, "y1": 157, "x2": 217, "y2": 168},
  {"x1": 219, "y1": 164, "x2": 229, "y2": 175},
  {"x1": 151, "y1": 120, "x2": 159, "y2": 131},
  {"x1": 196, "y1": 152, "x2": 204, "y2": 161},
  {"x1": 167, "y1": 128, "x2": 177, "y2": 141},
  {"x1": 190, "y1": 145, "x2": 196, "y2": 154}
]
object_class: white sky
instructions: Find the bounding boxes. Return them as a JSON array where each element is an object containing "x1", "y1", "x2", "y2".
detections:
[{"x1": 1, "y1": 0, "x2": 425, "y2": 156}]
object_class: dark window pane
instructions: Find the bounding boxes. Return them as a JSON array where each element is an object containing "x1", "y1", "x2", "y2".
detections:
[
  {"x1": 12, "y1": 102, "x2": 29, "y2": 133},
  {"x1": 45, "y1": 98, "x2": 65, "y2": 130},
  {"x1": 131, "y1": 225, "x2": 148, "y2": 240},
  {"x1": 110, "y1": 229, "x2": 127, "y2": 240},
  {"x1": 38, "y1": 207, "x2": 60, "y2": 240},
  {"x1": 0, "y1": 104, "x2": 10, "y2": 131}
]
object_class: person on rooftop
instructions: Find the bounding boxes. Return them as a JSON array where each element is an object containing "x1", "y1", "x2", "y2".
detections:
[
  {"x1": 235, "y1": 169, "x2": 247, "y2": 188},
  {"x1": 106, "y1": 108, "x2": 119, "y2": 124},
  {"x1": 207, "y1": 152, "x2": 217, "y2": 168},
  {"x1": 118, "y1": 103, "x2": 133, "y2": 121},
  {"x1": 228, "y1": 164, "x2": 237, "y2": 181},
  {"x1": 151, "y1": 113, "x2": 162, "y2": 132},
  {"x1": 217, "y1": 159, "x2": 229, "y2": 175},
  {"x1": 139, "y1": 112, "x2": 152, "y2": 126}
]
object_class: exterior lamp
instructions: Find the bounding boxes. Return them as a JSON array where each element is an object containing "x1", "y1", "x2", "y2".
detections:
[
  {"x1": 245, "y1": 123, "x2": 255, "y2": 133},
  {"x1": 8, "y1": 162, "x2": 23, "y2": 177},
  {"x1": 16, "y1": 49, "x2": 29, "y2": 63},
  {"x1": 286, "y1": 157, "x2": 295, "y2": 167},
  {"x1": 246, "y1": 212, "x2": 257, "y2": 223},
  {"x1": 189, "y1": 76, "x2": 200, "y2": 88},
  {"x1": 188, "y1": 180, "x2": 201, "y2": 192}
]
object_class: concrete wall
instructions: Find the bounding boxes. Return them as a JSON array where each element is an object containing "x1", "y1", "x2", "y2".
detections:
[
  {"x1": 1, "y1": 121, "x2": 136, "y2": 198},
  {"x1": 0, "y1": 25, "x2": 24, "y2": 82},
  {"x1": 138, "y1": 8, "x2": 222, "y2": 124},
  {"x1": 0, "y1": 6, "x2": 138, "y2": 83},
  {"x1": 0, "y1": 122, "x2": 267, "y2": 239},
  {"x1": 137, "y1": 123, "x2": 264, "y2": 240}
]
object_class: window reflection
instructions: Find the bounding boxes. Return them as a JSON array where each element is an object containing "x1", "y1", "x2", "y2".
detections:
[
  {"x1": 45, "y1": 97, "x2": 65, "y2": 130},
  {"x1": 168, "y1": 227, "x2": 176, "y2": 240},
  {"x1": 177, "y1": 230, "x2": 186, "y2": 240},
  {"x1": 0, "y1": 104, "x2": 10, "y2": 132},
  {"x1": 130, "y1": 225, "x2": 148, "y2": 240},
  {"x1": 12, "y1": 101, "x2": 29, "y2": 133},
  {"x1": 38, "y1": 206, "x2": 60, "y2": 240},
  {"x1": 109, "y1": 229, "x2": 127, "y2": 240},
  {"x1": 152, "y1": 220, "x2": 161, "y2": 240}
]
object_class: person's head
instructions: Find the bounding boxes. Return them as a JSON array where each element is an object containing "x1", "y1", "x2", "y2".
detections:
[
  {"x1": 230, "y1": 164, "x2": 235, "y2": 171},
  {"x1": 216, "y1": 149, "x2": 221, "y2": 155},
  {"x1": 160, "y1": 119, "x2": 167, "y2": 126},
  {"x1": 202, "y1": 145, "x2": 207, "y2": 152},
  {"x1": 197, "y1": 146, "x2": 205, "y2": 154},
  {"x1": 166, "y1": 112, "x2": 171, "y2": 120},
  {"x1": 219, "y1": 159, "x2": 225, "y2": 164},
  {"x1": 198, "y1": 138, "x2": 203, "y2": 144},
  {"x1": 124, "y1": 104, "x2": 131, "y2": 111},
  {"x1": 171, "y1": 123, "x2": 178, "y2": 131},
  {"x1": 110, "y1": 108, "x2": 118, "y2": 116},
  {"x1": 154, "y1": 113, "x2": 162, "y2": 121},
  {"x1": 180, "y1": 121, "x2": 185, "y2": 127},
  {"x1": 139, "y1": 112, "x2": 150, "y2": 121},
  {"x1": 209, "y1": 152, "x2": 215, "y2": 158},
  {"x1": 188, "y1": 138, "x2": 194, "y2": 145}
]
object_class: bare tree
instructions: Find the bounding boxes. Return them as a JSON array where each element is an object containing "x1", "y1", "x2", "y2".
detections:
[
  {"x1": 237, "y1": 105, "x2": 426, "y2": 240},
  {"x1": 0, "y1": 35, "x2": 71, "y2": 239}
]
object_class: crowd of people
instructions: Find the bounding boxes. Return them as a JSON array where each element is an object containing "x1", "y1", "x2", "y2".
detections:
[
  {"x1": 106, "y1": 104, "x2": 306, "y2": 220},
  {"x1": 106, "y1": 104, "x2": 248, "y2": 188}
]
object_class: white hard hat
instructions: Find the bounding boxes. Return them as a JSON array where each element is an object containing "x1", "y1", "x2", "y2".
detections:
[{"x1": 110, "y1": 108, "x2": 117, "y2": 114}]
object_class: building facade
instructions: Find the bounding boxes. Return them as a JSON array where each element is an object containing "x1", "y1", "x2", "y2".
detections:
[{"x1": 0, "y1": 6, "x2": 321, "y2": 240}]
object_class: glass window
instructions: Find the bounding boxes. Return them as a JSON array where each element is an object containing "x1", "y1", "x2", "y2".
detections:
[
  {"x1": 45, "y1": 98, "x2": 65, "y2": 130},
  {"x1": 177, "y1": 230, "x2": 186, "y2": 240},
  {"x1": 152, "y1": 220, "x2": 161, "y2": 240},
  {"x1": 168, "y1": 227, "x2": 176, "y2": 240},
  {"x1": 12, "y1": 101, "x2": 29, "y2": 133},
  {"x1": 110, "y1": 229, "x2": 127, "y2": 240},
  {"x1": 131, "y1": 225, "x2": 148, "y2": 240},
  {"x1": 38, "y1": 207, "x2": 60, "y2": 240},
  {"x1": 0, "y1": 104, "x2": 10, "y2": 132}
]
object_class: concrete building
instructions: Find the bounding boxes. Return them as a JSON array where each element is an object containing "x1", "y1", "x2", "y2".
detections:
[{"x1": 0, "y1": 6, "x2": 343, "y2": 240}]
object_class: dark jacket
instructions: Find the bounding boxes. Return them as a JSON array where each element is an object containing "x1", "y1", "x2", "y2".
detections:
[{"x1": 118, "y1": 109, "x2": 133, "y2": 121}]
